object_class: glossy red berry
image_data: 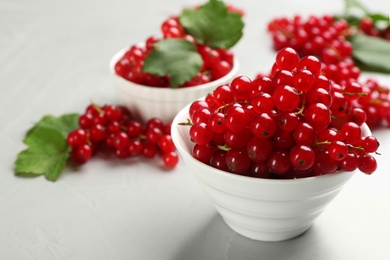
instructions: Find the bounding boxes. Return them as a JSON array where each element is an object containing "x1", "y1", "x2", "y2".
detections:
[
  {"x1": 275, "y1": 47, "x2": 299, "y2": 71},
  {"x1": 289, "y1": 145, "x2": 315, "y2": 170},
  {"x1": 67, "y1": 129, "x2": 88, "y2": 148},
  {"x1": 71, "y1": 144, "x2": 93, "y2": 164}
]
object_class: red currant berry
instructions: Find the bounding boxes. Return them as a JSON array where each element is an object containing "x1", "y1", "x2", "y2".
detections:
[
  {"x1": 127, "y1": 121, "x2": 143, "y2": 138},
  {"x1": 189, "y1": 100, "x2": 209, "y2": 119},
  {"x1": 146, "y1": 127, "x2": 163, "y2": 144},
  {"x1": 226, "y1": 149, "x2": 251, "y2": 175},
  {"x1": 338, "y1": 153, "x2": 358, "y2": 171},
  {"x1": 362, "y1": 136, "x2": 379, "y2": 153},
  {"x1": 192, "y1": 144, "x2": 216, "y2": 164},
  {"x1": 247, "y1": 137, "x2": 273, "y2": 163},
  {"x1": 298, "y1": 55, "x2": 321, "y2": 77},
  {"x1": 229, "y1": 76, "x2": 253, "y2": 101},
  {"x1": 357, "y1": 154, "x2": 377, "y2": 175},
  {"x1": 162, "y1": 151, "x2": 179, "y2": 168},
  {"x1": 248, "y1": 161, "x2": 271, "y2": 179},
  {"x1": 276, "y1": 112, "x2": 299, "y2": 132},
  {"x1": 293, "y1": 69, "x2": 314, "y2": 91},
  {"x1": 289, "y1": 145, "x2": 315, "y2": 170},
  {"x1": 208, "y1": 112, "x2": 227, "y2": 134},
  {"x1": 189, "y1": 123, "x2": 213, "y2": 146},
  {"x1": 275, "y1": 47, "x2": 299, "y2": 71},
  {"x1": 71, "y1": 144, "x2": 93, "y2": 164},
  {"x1": 67, "y1": 129, "x2": 88, "y2": 148},
  {"x1": 252, "y1": 93, "x2": 274, "y2": 114},
  {"x1": 225, "y1": 106, "x2": 249, "y2": 132},
  {"x1": 267, "y1": 149, "x2": 292, "y2": 175},
  {"x1": 250, "y1": 113, "x2": 276, "y2": 139},
  {"x1": 158, "y1": 134, "x2": 176, "y2": 153},
  {"x1": 113, "y1": 132, "x2": 130, "y2": 150},
  {"x1": 115, "y1": 148, "x2": 129, "y2": 159},
  {"x1": 327, "y1": 141, "x2": 348, "y2": 161},
  {"x1": 293, "y1": 122, "x2": 316, "y2": 146},
  {"x1": 273, "y1": 85, "x2": 300, "y2": 112},
  {"x1": 340, "y1": 122, "x2": 362, "y2": 146},
  {"x1": 143, "y1": 142, "x2": 158, "y2": 158},
  {"x1": 145, "y1": 117, "x2": 165, "y2": 132},
  {"x1": 304, "y1": 103, "x2": 331, "y2": 131},
  {"x1": 128, "y1": 139, "x2": 143, "y2": 156},
  {"x1": 78, "y1": 113, "x2": 94, "y2": 129},
  {"x1": 104, "y1": 105, "x2": 123, "y2": 122},
  {"x1": 312, "y1": 149, "x2": 338, "y2": 175},
  {"x1": 89, "y1": 124, "x2": 106, "y2": 142},
  {"x1": 224, "y1": 129, "x2": 251, "y2": 149}
]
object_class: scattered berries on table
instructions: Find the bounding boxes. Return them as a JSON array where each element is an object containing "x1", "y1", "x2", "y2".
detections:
[{"x1": 67, "y1": 104, "x2": 178, "y2": 169}]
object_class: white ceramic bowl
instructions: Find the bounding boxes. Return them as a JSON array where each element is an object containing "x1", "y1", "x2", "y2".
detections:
[
  {"x1": 109, "y1": 47, "x2": 239, "y2": 124},
  {"x1": 171, "y1": 102, "x2": 371, "y2": 242}
]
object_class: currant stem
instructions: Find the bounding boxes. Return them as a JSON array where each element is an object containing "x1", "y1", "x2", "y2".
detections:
[
  {"x1": 215, "y1": 144, "x2": 231, "y2": 152},
  {"x1": 315, "y1": 141, "x2": 331, "y2": 146},
  {"x1": 343, "y1": 91, "x2": 368, "y2": 97},
  {"x1": 315, "y1": 140, "x2": 367, "y2": 154},
  {"x1": 92, "y1": 103, "x2": 104, "y2": 114},
  {"x1": 295, "y1": 105, "x2": 305, "y2": 116},
  {"x1": 138, "y1": 134, "x2": 147, "y2": 140},
  {"x1": 178, "y1": 119, "x2": 193, "y2": 126},
  {"x1": 348, "y1": 145, "x2": 365, "y2": 153}
]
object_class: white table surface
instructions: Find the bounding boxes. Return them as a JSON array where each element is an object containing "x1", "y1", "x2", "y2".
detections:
[{"x1": 1, "y1": 0, "x2": 390, "y2": 259}]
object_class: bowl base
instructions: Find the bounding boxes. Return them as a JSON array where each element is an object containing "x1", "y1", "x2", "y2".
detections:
[{"x1": 224, "y1": 219, "x2": 312, "y2": 242}]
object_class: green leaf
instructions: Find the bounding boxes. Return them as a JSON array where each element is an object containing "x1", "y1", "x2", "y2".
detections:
[
  {"x1": 142, "y1": 39, "x2": 203, "y2": 88},
  {"x1": 15, "y1": 127, "x2": 70, "y2": 181},
  {"x1": 367, "y1": 13, "x2": 390, "y2": 24},
  {"x1": 334, "y1": 15, "x2": 361, "y2": 27},
  {"x1": 27, "y1": 113, "x2": 80, "y2": 139},
  {"x1": 15, "y1": 113, "x2": 80, "y2": 181},
  {"x1": 344, "y1": 0, "x2": 369, "y2": 14},
  {"x1": 179, "y1": 0, "x2": 244, "y2": 49},
  {"x1": 341, "y1": 0, "x2": 389, "y2": 27},
  {"x1": 349, "y1": 34, "x2": 390, "y2": 73}
]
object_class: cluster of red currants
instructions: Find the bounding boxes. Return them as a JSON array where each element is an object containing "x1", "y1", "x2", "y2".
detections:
[
  {"x1": 66, "y1": 104, "x2": 178, "y2": 169},
  {"x1": 186, "y1": 48, "x2": 379, "y2": 179},
  {"x1": 114, "y1": 16, "x2": 234, "y2": 88},
  {"x1": 267, "y1": 14, "x2": 390, "y2": 128}
]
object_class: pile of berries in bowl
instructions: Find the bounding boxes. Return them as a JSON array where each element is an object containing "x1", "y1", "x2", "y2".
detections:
[
  {"x1": 110, "y1": 0, "x2": 243, "y2": 123},
  {"x1": 171, "y1": 47, "x2": 379, "y2": 241}
]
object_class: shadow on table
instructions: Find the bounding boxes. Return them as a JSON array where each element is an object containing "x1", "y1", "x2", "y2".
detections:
[{"x1": 173, "y1": 213, "x2": 327, "y2": 260}]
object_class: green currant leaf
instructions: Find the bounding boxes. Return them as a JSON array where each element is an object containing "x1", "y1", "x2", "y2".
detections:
[
  {"x1": 27, "y1": 113, "x2": 80, "y2": 139},
  {"x1": 15, "y1": 127, "x2": 70, "y2": 181},
  {"x1": 179, "y1": 0, "x2": 244, "y2": 49},
  {"x1": 337, "y1": 13, "x2": 389, "y2": 28},
  {"x1": 341, "y1": 0, "x2": 389, "y2": 27},
  {"x1": 335, "y1": 15, "x2": 360, "y2": 27},
  {"x1": 344, "y1": 0, "x2": 369, "y2": 14},
  {"x1": 349, "y1": 34, "x2": 390, "y2": 73},
  {"x1": 142, "y1": 39, "x2": 203, "y2": 88},
  {"x1": 367, "y1": 13, "x2": 390, "y2": 24},
  {"x1": 15, "y1": 113, "x2": 80, "y2": 181}
]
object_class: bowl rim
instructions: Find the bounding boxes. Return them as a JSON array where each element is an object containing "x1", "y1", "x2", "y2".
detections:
[
  {"x1": 171, "y1": 101, "x2": 372, "y2": 185},
  {"x1": 109, "y1": 45, "x2": 240, "y2": 92}
]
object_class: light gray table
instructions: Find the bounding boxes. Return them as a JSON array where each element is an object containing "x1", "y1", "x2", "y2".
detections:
[{"x1": 1, "y1": 0, "x2": 390, "y2": 259}]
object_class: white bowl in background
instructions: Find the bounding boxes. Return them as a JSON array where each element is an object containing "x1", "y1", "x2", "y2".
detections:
[
  {"x1": 109, "y1": 47, "x2": 239, "y2": 124},
  {"x1": 171, "y1": 102, "x2": 371, "y2": 242}
]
